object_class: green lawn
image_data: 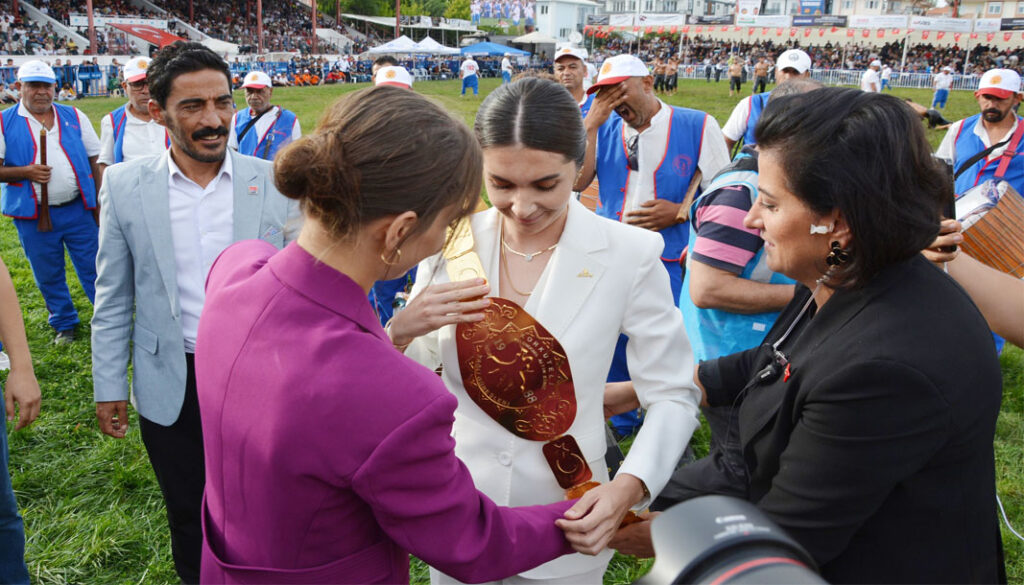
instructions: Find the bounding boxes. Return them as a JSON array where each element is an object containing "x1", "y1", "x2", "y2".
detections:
[{"x1": 3, "y1": 78, "x2": 1021, "y2": 584}]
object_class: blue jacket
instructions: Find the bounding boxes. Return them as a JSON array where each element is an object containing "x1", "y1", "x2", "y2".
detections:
[
  {"x1": 234, "y1": 107, "x2": 298, "y2": 161},
  {"x1": 1, "y1": 103, "x2": 96, "y2": 219},
  {"x1": 595, "y1": 106, "x2": 708, "y2": 263}
]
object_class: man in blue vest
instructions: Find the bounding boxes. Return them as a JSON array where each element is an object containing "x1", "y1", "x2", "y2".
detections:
[
  {"x1": 576, "y1": 54, "x2": 729, "y2": 436},
  {"x1": 935, "y1": 68, "x2": 1023, "y2": 356},
  {"x1": 576, "y1": 53, "x2": 730, "y2": 302},
  {"x1": 721, "y1": 48, "x2": 811, "y2": 153},
  {"x1": 936, "y1": 68, "x2": 1024, "y2": 198},
  {"x1": 228, "y1": 71, "x2": 301, "y2": 161},
  {"x1": 553, "y1": 46, "x2": 594, "y2": 117},
  {"x1": 98, "y1": 56, "x2": 168, "y2": 176},
  {"x1": 0, "y1": 60, "x2": 101, "y2": 344}
]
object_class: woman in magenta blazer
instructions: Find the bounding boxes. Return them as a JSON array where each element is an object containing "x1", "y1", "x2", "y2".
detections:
[{"x1": 194, "y1": 86, "x2": 575, "y2": 584}]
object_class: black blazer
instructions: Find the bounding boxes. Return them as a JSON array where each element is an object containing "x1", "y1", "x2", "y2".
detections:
[{"x1": 700, "y1": 255, "x2": 1004, "y2": 584}]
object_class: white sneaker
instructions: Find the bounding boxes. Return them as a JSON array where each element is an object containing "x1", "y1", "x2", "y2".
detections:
[{"x1": 0, "y1": 351, "x2": 9, "y2": 371}]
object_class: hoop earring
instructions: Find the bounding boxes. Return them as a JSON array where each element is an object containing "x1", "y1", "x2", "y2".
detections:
[
  {"x1": 381, "y1": 248, "x2": 402, "y2": 266},
  {"x1": 825, "y1": 241, "x2": 850, "y2": 267}
]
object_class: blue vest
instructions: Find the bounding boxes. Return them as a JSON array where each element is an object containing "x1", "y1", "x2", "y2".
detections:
[
  {"x1": 742, "y1": 91, "x2": 771, "y2": 148},
  {"x1": 579, "y1": 93, "x2": 595, "y2": 118},
  {"x1": 679, "y1": 153, "x2": 795, "y2": 362},
  {"x1": 1, "y1": 103, "x2": 97, "y2": 219},
  {"x1": 953, "y1": 114, "x2": 1024, "y2": 195},
  {"x1": 234, "y1": 107, "x2": 298, "y2": 161},
  {"x1": 108, "y1": 104, "x2": 169, "y2": 164},
  {"x1": 595, "y1": 106, "x2": 706, "y2": 262}
]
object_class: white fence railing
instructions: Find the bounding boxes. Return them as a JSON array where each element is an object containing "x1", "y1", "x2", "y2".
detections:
[{"x1": 674, "y1": 64, "x2": 982, "y2": 90}]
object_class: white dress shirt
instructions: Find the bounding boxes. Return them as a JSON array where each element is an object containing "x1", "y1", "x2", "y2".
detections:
[
  {"x1": 167, "y1": 153, "x2": 234, "y2": 351},
  {"x1": 97, "y1": 104, "x2": 168, "y2": 165},
  {"x1": 620, "y1": 100, "x2": 730, "y2": 215},
  {"x1": 228, "y1": 106, "x2": 302, "y2": 151},
  {"x1": 0, "y1": 102, "x2": 100, "y2": 205}
]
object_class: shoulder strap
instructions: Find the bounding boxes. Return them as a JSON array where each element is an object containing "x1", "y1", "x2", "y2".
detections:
[
  {"x1": 954, "y1": 132, "x2": 1013, "y2": 179},
  {"x1": 237, "y1": 107, "x2": 272, "y2": 143},
  {"x1": 994, "y1": 119, "x2": 1024, "y2": 179}
]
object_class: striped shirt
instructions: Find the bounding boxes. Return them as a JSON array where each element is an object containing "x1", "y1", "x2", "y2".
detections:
[{"x1": 690, "y1": 184, "x2": 764, "y2": 274}]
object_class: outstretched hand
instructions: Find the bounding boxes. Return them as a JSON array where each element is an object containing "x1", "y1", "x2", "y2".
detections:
[
  {"x1": 608, "y1": 511, "x2": 660, "y2": 558},
  {"x1": 922, "y1": 219, "x2": 963, "y2": 264},
  {"x1": 556, "y1": 474, "x2": 646, "y2": 555},
  {"x1": 387, "y1": 279, "x2": 491, "y2": 348}
]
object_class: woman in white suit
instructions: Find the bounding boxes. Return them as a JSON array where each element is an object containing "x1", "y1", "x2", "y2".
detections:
[{"x1": 389, "y1": 78, "x2": 702, "y2": 584}]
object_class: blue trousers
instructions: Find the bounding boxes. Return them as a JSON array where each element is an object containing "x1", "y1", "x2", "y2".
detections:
[
  {"x1": 13, "y1": 200, "x2": 98, "y2": 331},
  {"x1": 502, "y1": 71, "x2": 511, "y2": 84},
  {"x1": 462, "y1": 74, "x2": 479, "y2": 95},
  {"x1": 932, "y1": 88, "x2": 949, "y2": 109},
  {"x1": 0, "y1": 389, "x2": 29, "y2": 585}
]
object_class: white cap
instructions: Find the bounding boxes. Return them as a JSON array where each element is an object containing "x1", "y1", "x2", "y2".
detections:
[
  {"x1": 587, "y1": 54, "x2": 649, "y2": 94},
  {"x1": 776, "y1": 49, "x2": 811, "y2": 74},
  {"x1": 123, "y1": 56, "x2": 150, "y2": 83},
  {"x1": 942, "y1": 66, "x2": 952, "y2": 72},
  {"x1": 241, "y1": 71, "x2": 272, "y2": 89},
  {"x1": 375, "y1": 65, "x2": 413, "y2": 88},
  {"x1": 870, "y1": 59, "x2": 882, "y2": 68},
  {"x1": 17, "y1": 60, "x2": 55, "y2": 84},
  {"x1": 976, "y1": 68, "x2": 1022, "y2": 99},
  {"x1": 554, "y1": 46, "x2": 587, "y2": 63}
]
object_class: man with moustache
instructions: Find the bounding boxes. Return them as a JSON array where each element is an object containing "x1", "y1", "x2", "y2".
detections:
[
  {"x1": 91, "y1": 42, "x2": 299, "y2": 584},
  {"x1": 98, "y1": 56, "x2": 168, "y2": 175},
  {"x1": 0, "y1": 60, "x2": 101, "y2": 344},
  {"x1": 722, "y1": 48, "x2": 811, "y2": 152},
  {"x1": 553, "y1": 46, "x2": 594, "y2": 116},
  {"x1": 576, "y1": 54, "x2": 730, "y2": 303},
  {"x1": 228, "y1": 71, "x2": 301, "y2": 161},
  {"x1": 937, "y1": 68, "x2": 1024, "y2": 199}
]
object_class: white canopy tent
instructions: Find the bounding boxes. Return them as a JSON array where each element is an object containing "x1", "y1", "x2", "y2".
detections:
[
  {"x1": 512, "y1": 31, "x2": 559, "y2": 44},
  {"x1": 367, "y1": 35, "x2": 423, "y2": 54},
  {"x1": 415, "y1": 36, "x2": 461, "y2": 55},
  {"x1": 200, "y1": 37, "x2": 240, "y2": 56}
]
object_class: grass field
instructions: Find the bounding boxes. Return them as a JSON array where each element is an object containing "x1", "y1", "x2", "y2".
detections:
[{"x1": 3, "y1": 77, "x2": 1022, "y2": 584}]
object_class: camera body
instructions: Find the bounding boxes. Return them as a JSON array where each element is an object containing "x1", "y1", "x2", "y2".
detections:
[{"x1": 639, "y1": 495, "x2": 827, "y2": 585}]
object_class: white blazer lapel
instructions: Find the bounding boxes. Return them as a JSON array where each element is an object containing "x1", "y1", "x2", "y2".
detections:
[
  {"x1": 231, "y1": 151, "x2": 265, "y2": 242},
  {"x1": 139, "y1": 152, "x2": 181, "y2": 316},
  {"x1": 529, "y1": 200, "x2": 608, "y2": 340}
]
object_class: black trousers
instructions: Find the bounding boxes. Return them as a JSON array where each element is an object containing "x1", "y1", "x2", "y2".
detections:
[{"x1": 139, "y1": 353, "x2": 205, "y2": 584}]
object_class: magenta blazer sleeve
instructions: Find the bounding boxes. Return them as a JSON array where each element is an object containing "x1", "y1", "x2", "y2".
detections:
[{"x1": 352, "y1": 391, "x2": 574, "y2": 583}]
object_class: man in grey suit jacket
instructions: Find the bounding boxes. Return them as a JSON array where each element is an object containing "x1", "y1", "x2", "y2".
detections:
[{"x1": 91, "y1": 42, "x2": 299, "y2": 583}]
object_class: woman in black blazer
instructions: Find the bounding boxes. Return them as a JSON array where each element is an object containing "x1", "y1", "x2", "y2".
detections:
[{"x1": 610, "y1": 88, "x2": 1005, "y2": 583}]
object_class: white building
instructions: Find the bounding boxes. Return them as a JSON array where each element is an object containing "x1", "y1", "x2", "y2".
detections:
[{"x1": 536, "y1": 0, "x2": 601, "y2": 41}]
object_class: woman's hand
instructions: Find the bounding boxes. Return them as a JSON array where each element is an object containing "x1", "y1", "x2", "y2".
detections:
[
  {"x1": 604, "y1": 381, "x2": 640, "y2": 419},
  {"x1": 922, "y1": 219, "x2": 963, "y2": 265},
  {"x1": 388, "y1": 279, "x2": 491, "y2": 347},
  {"x1": 608, "y1": 511, "x2": 660, "y2": 558},
  {"x1": 556, "y1": 474, "x2": 646, "y2": 555}
]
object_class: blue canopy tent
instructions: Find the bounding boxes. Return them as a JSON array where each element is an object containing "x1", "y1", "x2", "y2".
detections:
[{"x1": 460, "y1": 42, "x2": 530, "y2": 56}]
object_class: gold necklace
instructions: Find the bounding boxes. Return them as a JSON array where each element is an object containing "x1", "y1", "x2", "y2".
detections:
[
  {"x1": 501, "y1": 237, "x2": 557, "y2": 262},
  {"x1": 500, "y1": 242, "x2": 535, "y2": 297}
]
